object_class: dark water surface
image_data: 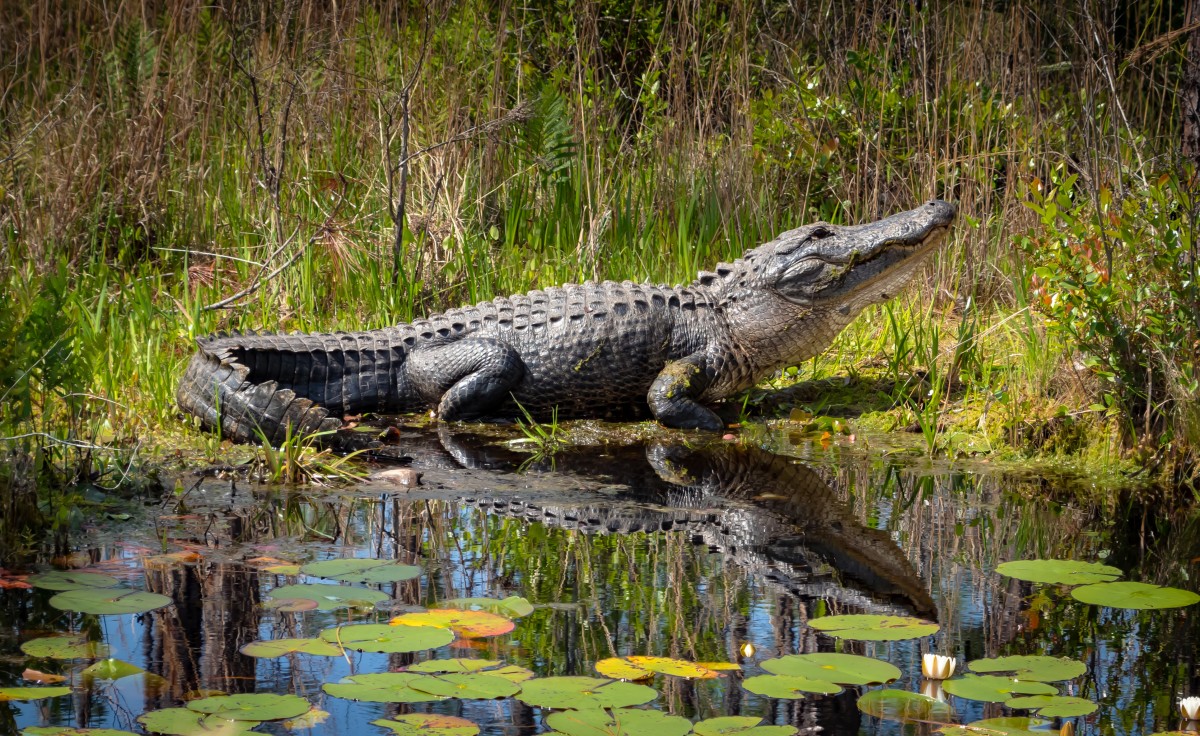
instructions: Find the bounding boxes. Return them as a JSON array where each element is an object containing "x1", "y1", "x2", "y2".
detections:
[{"x1": 3, "y1": 426, "x2": 1199, "y2": 735}]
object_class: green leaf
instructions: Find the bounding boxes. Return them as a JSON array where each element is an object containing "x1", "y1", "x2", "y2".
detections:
[
  {"x1": 808, "y1": 614, "x2": 939, "y2": 641},
  {"x1": 49, "y1": 588, "x2": 172, "y2": 615},
  {"x1": 0, "y1": 686, "x2": 72, "y2": 702},
  {"x1": 545, "y1": 708, "x2": 693, "y2": 736},
  {"x1": 937, "y1": 717, "x2": 1054, "y2": 735},
  {"x1": 1069, "y1": 581, "x2": 1200, "y2": 609},
  {"x1": 440, "y1": 596, "x2": 535, "y2": 618},
  {"x1": 371, "y1": 714, "x2": 480, "y2": 736},
  {"x1": 186, "y1": 693, "x2": 311, "y2": 721},
  {"x1": 742, "y1": 674, "x2": 841, "y2": 698},
  {"x1": 323, "y1": 673, "x2": 449, "y2": 703},
  {"x1": 406, "y1": 673, "x2": 521, "y2": 700},
  {"x1": 760, "y1": 653, "x2": 901, "y2": 685},
  {"x1": 299, "y1": 558, "x2": 421, "y2": 584},
  {"x1": 1006, "y1": 695, "x2": 1098, "y2": 717},
  {"x1": 692, "y1": 717, "x2": 797, "y2": 736},
  {"x1": 80, "y1": 658, "x2": 145, "y2": 680},
  {"x1": 29, "y1": 572, "x2": 121, "y2": 591},
  {"x1": 138, "y1": 708, "x2": 259, "y2": 735},
  {"x1": 995, "y1": 559, "x2": 1122, "y2": 585},
  {"x1": 238, "y1": 638, "x2": 343, "y2": 658},
  {"x1": 20, "y1": 634, "x2": 110, "y2": 660},
  {"x1": 515, "y1": 677, "x2": 657, "y2": 709},
  {"x1": 403, "y1": 658, "x2": 534, "y2": 682},
  {"x1": 967, "y1": 655, "x2": 1086, "y2": 682},
  {"x1": 856, "y1": 689, "x2": 956, "y2": 723},
  {"x1": 266, "y1": 583, "x2": 389, "y2": 611},
  {"x1": 941, "y1": 675, "x2": 1058, "y2": 703},
  {"x1": 319, "y1": 623, "x2": 454, "y2": 653}
]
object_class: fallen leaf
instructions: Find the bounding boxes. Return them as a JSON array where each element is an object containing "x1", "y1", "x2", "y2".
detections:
[{"x1": 23, "y1": 668, "x2": 66, "y2": 684}]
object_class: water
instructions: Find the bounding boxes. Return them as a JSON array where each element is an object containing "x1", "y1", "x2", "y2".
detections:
[{"x1": 2, "y1": 426, "x2": 1198, "y2": 735}]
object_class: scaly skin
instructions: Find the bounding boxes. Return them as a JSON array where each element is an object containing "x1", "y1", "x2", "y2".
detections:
[{"x1": 177, "y1": 200, "x2": 956, "y2": 444}]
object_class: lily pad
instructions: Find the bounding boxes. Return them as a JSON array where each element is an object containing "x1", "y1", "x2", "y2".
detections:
[
  {"x1": 299, "y1": 558, "x2": 421, "y2": 584},
  {"x1": 0, "y1": 686, "x2": 72, "y2": 702},
  {"x1": 80, "y1": 659, "x2": 145, "y2": 680},
  {"x1": 391, "y1": 609, "x2": 515, "y2": 638},
  {"x1": 742, "y1": 674, "x2": 842, "y2": 698},
  {"x1": 808, "y1": 614, "x2": 939, "y2": 641},
  {"x1": 1006, "y1": 695, "x2": 1098, "y2": 717},
  {"x1": 323, "y1": 673, "x2": 449, "y2": 703},
  {"x1": 761, "y1": 653, "x2": 901, "y2": 685},
  {"x1": 995, "y1": 559, "x2": 1122, "y2": 585},
  {"x1": 856, "y1": 689, "x2": 956, "y2": 723},
  {"x1": 239, "y1": 638, "x2": 343, "y2": 658},
  {"x1": 24, "y1": 729, "x2": 140, "y2": 736},
  {"x1": 408, "y1": 673, "x2": 521, "y2": 700},
  {"x1": 938, "y1": 717, "x2": 1054, "y2": 735},
  {"x1": 283, "y1": 709, "x2": 330, "y2": 730},
  {"x1": 515, "y1": 676, "x2": 657, "y2": 709},
  {"x1": 21, "y1": 634, "x2": 110, "y2": 660},
  {"x1": 138, "y1": 708, "x2": 259, "y2": 735},
  {"x1": 967, "y1": 655, "x2": 1086, "y2": 682},
  {"x1": 320, "y1": 623, "x2": 454, "y2": 653},
  {"x1": 266, "y1": 583, "x2": 389, "y2": 611},
  {"x1": 441, "y1": 596, "x2": 534, "y2": 618},
  {"x1": 404, "y1": 658, "x2": 535, "y2": 682},
  {"x1": 187, "y1": 693, "x2": 311, "y2": 721},
  {"x1": 29, "y1": 572, "x2": 121, "y2": 591},
  {"x1": 1069, "y1": 581, "x2": 1200, "y2": 610},
  {"x1": 372, "y1": 714, "x2": 480, "y2": 736},
  {"x1": 692, "y1": 717, "x2": 798, "y2": 736},
  {"x1": 595, "y1": 656, "x2": 721, "y2": 680},
  {"x1": 545, "y1": 708, "x2": 693, "y2": 736},
  {"x1": 942, "y1": 675, "x2": 1058, "y2": 703},
  {"x1": 265, "y1": 597, "x2": 319, "y2": 613},
  {"x1": 49, "y1": 588, "x2": 172, "y2": 615}
]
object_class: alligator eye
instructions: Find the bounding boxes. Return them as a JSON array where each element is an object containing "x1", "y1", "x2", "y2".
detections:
[{"x1": 810, "y1": 226, "x2": 833, "y2": 239}]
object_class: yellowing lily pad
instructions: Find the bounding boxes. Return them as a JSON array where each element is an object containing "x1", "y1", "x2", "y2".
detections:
[
  {"x1": 187, "y1": 693, "x2": 311, "y2": 721},
  {"x1": 941, "y1": 675, "x2": 1058, "y2": 703},
  {"x1": 440, "y1": 596, "x2": 534, "y2": 618},
  {"x1": 265, "y1": 598, "x2": 319, "y2": 613},
  {"x1": 403, "y1": 658, "x2": 535, "y2": 682},
  {"x1": 407, "y1": 673, "x2": 521, "y2": 700},
  {"x1": 266, "y1": 584, "x2": 389, "y2": 611},
  {"x1": 21, "y1": 635, "x2": 110, "y2": 660},
  {"x1": 320, "y1": 623, "x2": 454, "y2": 653},
  {"x1": 967, "y1": 655, "x2": 1086, "y2": 682},
  {"x1": 49, "y1": 588, "x2": 172, "y2": 615},
  {"x1": 595, "y1": 656, "x2": 721, "y2": 680},
  {"x1": 299, "y1": 558, "x2": 421, "y2": 584},
  {"x1": 938, "y1": 717, "x2": 1054, "y2": 735},
  {"x1": 742, "y1": 674, "x2": 842, "y2": 698},
  {"x1": 371, "y1": 714, "x2": 480, "y2": 736},
  {"x1": 1006, "y1": 695, "x2": 1098, "y2": 717},
  {"x1": 239, "y1": 638, "x2": 343, "y2": 658},
  {"x1": 323, "y1": 673, "x2": 450, "y2": 703},
  {"x1": 29, "y1": 572, "x2": 121, "y2": 591},
  {"x1": 282, "y1": 708, "x2": 330, "y2": 730},
  {"x1": 545, "y1": 708, "x2": 693, "y2": 736},
  {"x1": 995, "y1": 559, "x2": 1122, "y2": 585},
  {"x1": 761, "y1": 653, "x2": 901, "y2": 685},
  {"x1": 1069, "y1": 581, "x2": 1200, "y2": 610},
  {"x1": 391, "y1": 609, "x2": 515, "y2": 638},
  {"x1": 138, "y1": 708, "x2": 259, "y2": 735},
  {"x1": 515, "y1": 676, "x2": 657, "y2": 709},
  {"x1": 692, "y1": 717, "x2": 798, "y2": 736},
  {"x1": 23, "y1": 728, "x2": 140, "y2": 736},
  {"x1": 0, "y1": 686, "x2": 72, "y2": 702},
  {"x1": 856, "y1": 689, "x2": 956, "y2": 723},
  {"x1": 808, "y1": 614, "x2": 939, "y2": 641}
]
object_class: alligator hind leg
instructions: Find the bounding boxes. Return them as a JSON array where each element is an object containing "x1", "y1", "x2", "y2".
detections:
[
  {"x1": 647, "y1": 355, "x2": 725, "y2": 431},
  {"x1": 406, "y1": 339, "x2": 526, "y2": 421}
]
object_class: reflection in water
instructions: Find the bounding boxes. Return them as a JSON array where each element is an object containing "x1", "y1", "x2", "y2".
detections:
[{"x1": 1, "y1": 429, "x2": 1198, "y2": 735}]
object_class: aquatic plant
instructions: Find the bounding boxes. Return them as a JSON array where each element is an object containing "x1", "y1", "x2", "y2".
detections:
[{"x1": 921, "y1": 654, "x2": 956, "y2": 680}]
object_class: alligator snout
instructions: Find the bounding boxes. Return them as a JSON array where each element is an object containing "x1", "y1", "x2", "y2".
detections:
[{"x1": 925, "y1": 199, "x2": 957, "y2": 223}]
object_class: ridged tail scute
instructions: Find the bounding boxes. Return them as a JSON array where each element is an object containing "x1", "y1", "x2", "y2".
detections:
[{"x1": 176, "y1": 330, "x2": 407, "y2": 446}]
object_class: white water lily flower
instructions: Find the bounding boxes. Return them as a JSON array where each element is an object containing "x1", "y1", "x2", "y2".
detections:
[
  {"x1": 1181, "y1": 696, "x2": 1200, "y2": 720},
  {"x1": 921, "y1": 653, "x2": 956, "y2": 680}
]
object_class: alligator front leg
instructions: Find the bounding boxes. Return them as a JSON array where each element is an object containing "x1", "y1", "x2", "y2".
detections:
[
  {"x1": 407, "y1": 339, "x2": 525, "y2": 421},
  {"x1": 647, "y1": 355, "x2": 725, "y2": 431}
]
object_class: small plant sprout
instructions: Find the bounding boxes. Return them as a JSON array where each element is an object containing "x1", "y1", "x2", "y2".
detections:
[
  {"x1": 1059, "y1": 722, "x2": 1075, "y2": 736},
  {"x1": 921, "y1": 654, "x2": 956, "y2": 680},
  {"x1": 1181, "y1": 695, "x2": 1200, "y2": 721}
]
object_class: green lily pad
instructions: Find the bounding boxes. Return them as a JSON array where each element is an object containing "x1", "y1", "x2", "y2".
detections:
[
  {"x1": 138, "y1": 708, "x2": 259, "y2": 735},
  {"x1": 938, "y1": 717, "x2": 1054, "y2": 735},
  {"x1": 742, "y1": 674, "x2": 842, "y2": 698},
  {"x1": 1070, "y1": 581, "x2": 1200, "y2": 609},
  {"x1": 266, "y1": 583, "x2": 389, "y2": 611},
  {"x1": 80, "y1": 659, "x2": 145, "y2": 680},
  {"x1": 595, "y1": 656, "x2": 722, "y2": 680},
  {"x1": 299, "y1": 558, "x2": 421, "y2": 584},
  {"x1": 942, "y1": 675, "x2": 1058, "y2": 703},
  {"x1": 29, "y1": 572, "x2": 121, "y2": 591},
  {"x1": 371, "y1": 714, "x2": 480, "y2": 736},
  {"x1": 187, "y1": 693, "x2": 311, "y2": 721},
  {"x1": 404, "y1": 658, "x2": 535, "y2": 682},
  {"x1": 320, "y1": 623, "x2": 454, "y2": 653},
  {"x1": 407, "y1": 673, "x2": 521, "y2": 700},
  {"x1": 391, "y1": 609, "x2": 515, "y2": 638},
  {"x1": 0, "y1": 686, "x2": 72, "y2": 702},
  {"x1": 1006, "y1": 695, "x2": 1098, "y2": 717},
  {"x1": 692, "y1": 717, "x2": 798, "y2": 736},
  {"x1": 808, "y1": 614, "x2": 939, "y2": 641},
  {"x1": 49, "y1": 588, "x2": 172, "y2": 615},
  {"x1": 24, "y1": 728, "x2": 140, "y2": 736},
  {"x1": 323, "y1": 673, "x2": 449, "y2": 703},
  {"x1": 545, "y1": 708, "x2": 693, "y2": 736},
  {"x1": 515, "y1": 677, "x2": 657, "y2": 709},
  {"x1": 856, "y1": 689, "x2": 956, "y2": 723},
  {"x1": 239, "y1": 638, "x2": 343, "y2": 658},
  {"x1": 967, "y1": 655, "x2": 1086, "y2": 682},
  {"x1": 995, "y1": 559, "x2": 1122, "y2": 585},
  {"x1": 440, "y1": 596, "x2": 534, "y2": 618},
  {"x1": 761, "y1": 653, "x2": 901, "y2": 685},
  {"x1": 21, "y1": 634, "x2": 110, "y2": 660}
]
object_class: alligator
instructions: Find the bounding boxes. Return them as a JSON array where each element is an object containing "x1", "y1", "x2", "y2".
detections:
[{"x1": 178, "y1": 200, "x2": 955, "y2": 443}]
